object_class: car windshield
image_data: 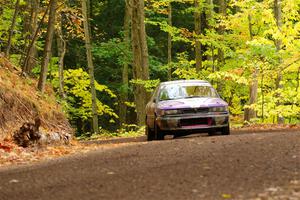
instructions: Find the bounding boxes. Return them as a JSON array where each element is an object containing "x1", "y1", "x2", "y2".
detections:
[{"x1": 159, "y1": 84, "x2": 218, "y2": 101}]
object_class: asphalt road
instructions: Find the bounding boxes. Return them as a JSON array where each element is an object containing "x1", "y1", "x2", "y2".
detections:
[{"x1": 0, "y1": 131, "x2": 299, "y2": 200}]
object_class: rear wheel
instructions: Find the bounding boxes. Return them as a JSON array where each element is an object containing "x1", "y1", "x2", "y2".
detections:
[
  {"x1": 155, "y1": 123, "x2": 165, "y2": 140},
  {"x1": 221, "y1": 125, "x2": 230, "y2": 135}
]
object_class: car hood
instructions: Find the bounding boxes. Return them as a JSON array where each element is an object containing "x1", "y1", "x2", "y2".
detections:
[{"x1": 157, "y1": 97, "x2": 228, "y2": 110}]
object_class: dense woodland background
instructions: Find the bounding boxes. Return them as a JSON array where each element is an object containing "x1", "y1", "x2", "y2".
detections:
[{"x1": 0, "y1": 0, "x2": 300, "y2": 136}]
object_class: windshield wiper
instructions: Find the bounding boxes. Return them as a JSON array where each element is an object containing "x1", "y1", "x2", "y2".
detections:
[
  {"x1": 159, "y1": 97, "x2": 185, "y2": 101},
  {"x1": 184, "y1": 95, "x2": 206, "y2": 99}
]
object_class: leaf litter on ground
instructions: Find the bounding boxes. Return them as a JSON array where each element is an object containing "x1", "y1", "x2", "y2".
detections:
[{"x1": 0, "y1": 138, "x2": 135, "y2": 167}]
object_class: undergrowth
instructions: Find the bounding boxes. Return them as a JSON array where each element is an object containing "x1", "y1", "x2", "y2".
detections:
[{"x1": 77, "y1": 124, "x2": 145, "y2": 140}]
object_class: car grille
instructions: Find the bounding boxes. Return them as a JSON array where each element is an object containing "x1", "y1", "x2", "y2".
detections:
[
  {"x1": 180, "y1": 118, "x2": 209, "y2": 126},
  {"x1": 181, "y1": 107, "x2": 209, "y2": 114}
]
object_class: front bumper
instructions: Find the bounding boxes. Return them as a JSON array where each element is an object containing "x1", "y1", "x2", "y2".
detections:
[{"x1": 156, "y1": 112, "x2": 229, "y2": 131}]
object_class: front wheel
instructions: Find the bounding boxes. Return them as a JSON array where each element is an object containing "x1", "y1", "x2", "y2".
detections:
[
  {"x1": 155, "y1": 123, "x2": 165, "y2": 140},
  {"x1": 146, "y1": 125, "x2": 155, "y2": 141},
  {"x1": 208, "y1": 129, "x2": 215, "y2": 136},
  {"x1": 221, "y1": 125, "x2": 230, "y2": 135}
]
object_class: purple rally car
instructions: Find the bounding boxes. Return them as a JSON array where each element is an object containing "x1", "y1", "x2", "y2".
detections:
[{"x1": 145, "y1": 80, "x2": 230, "y2": 141}]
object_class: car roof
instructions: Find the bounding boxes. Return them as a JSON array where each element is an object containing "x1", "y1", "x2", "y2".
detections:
[{"x1": 160, "y1": 80, "x2": 211, "y2": 87}]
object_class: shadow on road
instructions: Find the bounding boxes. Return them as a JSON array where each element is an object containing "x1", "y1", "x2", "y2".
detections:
[{"x1": 81, "y1": 128, "x2": 299, "y2": 146}]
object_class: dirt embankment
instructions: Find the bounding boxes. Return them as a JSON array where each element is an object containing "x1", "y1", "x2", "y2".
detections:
[{"x1": 0, "y1": 53, "x2": 72, "y2": 141}]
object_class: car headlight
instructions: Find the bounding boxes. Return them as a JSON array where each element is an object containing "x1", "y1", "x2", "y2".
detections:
[
  {"x1": 210, "y1": 106, "x2": 228, "y2": 112},
  {"x1": 164, "y1": 109, "x2": 182, "y2": 115},
  {"x1": 156, "y1": 109, "x2": 182, "y2": 116}
]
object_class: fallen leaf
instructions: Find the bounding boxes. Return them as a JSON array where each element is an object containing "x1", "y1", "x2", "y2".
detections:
[
  {"x1": 222, "y1": 194, "x2": 232, "y2": 199},
  {"x1": 9, "y1": 179, "x2": 19, "y2": 183},
  {"x1": 0, "y1": 143, "x2": 13, "y2": 152}
]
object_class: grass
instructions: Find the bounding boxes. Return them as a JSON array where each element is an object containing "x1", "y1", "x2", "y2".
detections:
[{"x1": 77, "y1": 126, "x2": 145, "y2": 141}]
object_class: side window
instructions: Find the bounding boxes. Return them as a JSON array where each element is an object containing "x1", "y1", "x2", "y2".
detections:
[{"x1": 210, "y1": 87, "x2": 219, "y2": 97}]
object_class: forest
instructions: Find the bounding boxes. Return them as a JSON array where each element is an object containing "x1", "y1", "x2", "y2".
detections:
[{"x1": 0, "y1": 0, "x2": 300, "y2": 137}]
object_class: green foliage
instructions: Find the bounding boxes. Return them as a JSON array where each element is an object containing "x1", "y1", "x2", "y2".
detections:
[
  {"x1": 3, "y1": 0, "x2": 300, "y2": 138},
  {"x1": 255, "y1": 87, "x2": 300, "y2": 122},
  {"x1": 0, "y1": 0, "x2": 24, "y2": 50},
  {"x1": 93, "y1": 38, "x2": 132, "y2": 66},
  {"x1": 172, "y1": 52, "x2": 198, "y2": 79},
  {"x1": 0, "y1": 5, "x2": 14, "y2": 48},
  {"x1": 52, "y1": 68, "x2": 118, "y2": 122},
  {"x1": 130, "y1": 79, "x2": 160, "y2": 92}
]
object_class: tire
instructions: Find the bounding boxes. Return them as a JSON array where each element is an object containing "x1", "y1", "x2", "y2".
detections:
[
  {"x1": 155, "y1": 123, "x2": 164, "y2": 140},
  {"x1": 208, "y1": 130, "x2": 215, "y2": 136},
  {"x1": 173, "y1": 133, "x2": 178, "y2": 139},
  {"x1": 146, "y1": 125, "x2": 155, "y2": 141},
  {"x1": 221, "y1": 124, "x2": 230, "y2": 135}
]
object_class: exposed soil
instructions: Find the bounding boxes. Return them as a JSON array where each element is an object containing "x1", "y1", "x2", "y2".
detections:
[
  {"x1": 0, "y1": 54, "x2": 72, "y2": 140},
  {"x1": 0, "y1": 130, "x2": 299, "y2": 200}
]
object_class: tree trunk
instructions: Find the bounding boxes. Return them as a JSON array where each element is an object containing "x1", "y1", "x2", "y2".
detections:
[
  {"x1": 82, "y1": 0, "x2": 99, "y2": 133},
  {"x1": 167, "y1": 3, "x2": 172, "y2": 80},
  {"x1": 119, "y1": 0, "x2": 132, "y2": 126},
  {"x1": 206, "y1": 0, "x2": 214, "y2": 72},
  {"x1": 5, "y1": 0, "x2": 20, "y2": 57},
  {"x1": 274, "y1": 0, "x2": 284, "y2": 124},
  {"x1": 217, "y1": 0, "x2": 226, "y2": 70},
  {"x1": 37, "y1": 0, "x2": 57, "y2": 92},
  {"x1": 19, "y1": 0, "x2": 30, "y2": 66},
  {"x1": 244, "y1": 68, "x2": 258, "y2": 122},
  {"x1": 56, "y1": 15, "x2": 66, "y2": 99},
  {"x1": 194, "y1": 0, "x2": 202, "y2": 73},
  {"x1": 244, "y1": 14, "x2": 258, "y2": 122},
  {"x1": 206, "y1": 0, "x2": 213, "y2": 26},
  {"x1": 87, "y1": 0, "x2": 92, "y2": 38},
  {"x1": 22, "y1": 0, "x2": 40, "y2": 74},
  {"x1": 297, "y1": 66, "x2": 300, "y2": 93},
  {"x1": 261, "y1": 71, "x2": 265, "y2": 122},
  {"x1": 131, "y1": 0, "x2": 150, "y2": 126},
  {"x1": 214, "y1": 0, "x2": 226, "y2": 92}
]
